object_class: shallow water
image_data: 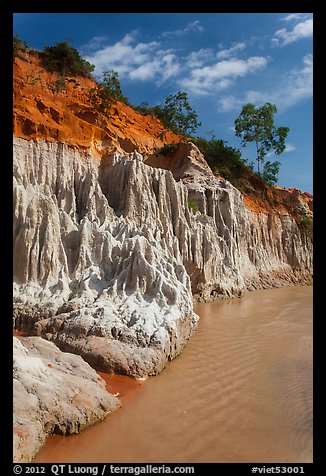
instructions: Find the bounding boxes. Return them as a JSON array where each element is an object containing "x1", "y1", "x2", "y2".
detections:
[{"x1": 35, "y1": 286, "x2": 313, "y2": 463}]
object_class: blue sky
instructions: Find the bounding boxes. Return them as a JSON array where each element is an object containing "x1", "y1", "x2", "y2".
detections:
[{"x1": 13, "y1": 13, "x2": 313, "y2": 193}]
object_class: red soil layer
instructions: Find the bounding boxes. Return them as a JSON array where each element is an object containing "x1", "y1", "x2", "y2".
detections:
[{"x1": 13, "y1": 50, "x2": 181, "y2": 157}]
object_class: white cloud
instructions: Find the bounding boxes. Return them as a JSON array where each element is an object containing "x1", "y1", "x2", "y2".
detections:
[
  {"x1": 84, "y1": 29, "x2": 311, "y2": 112},
  {"x1": 284, "y1": 144, "x2": 296, "y2": 152},
  {"x1": 80, "y1": 35, "x2": 109, "y2": 53},
  {"x1": 187, "y1": 20, "x2": 204, "y2": 33},
  {"x1": 161, "y1": 20, "x2": 204, "y2": 38},
  {"x1": 218, "y1": 54, "x2": 313, "y2": 112},
  {"x1": 84, "y1": 32, "x2": 155, "y2": 77},
  {"x1": 216, "y1": 42, "x2": 246, "y2": 59},
  {"x1": 129, "y1": 51, "x2": 180, "y2": 83},
  {"x1": 281, "y1": 53, "x2": 313, "y2": 106},
  {"x1": 186, "y1": 48, "x2": 214, "y2": 67},
  {"x1": 84, "y1": 33, "x2": 181, "y2": 84},
  {"x1": 218, "y1": 95, "x2": 242, "y2": 112},
  {"x1": 180, "y1": 56, "x2": 268, "y2": 96},
  {"x1": 128, "y1": 62, "x2": 156, "y2": 81},
  {"x1": 280, "y1": 13, "x2": 307, "y2": 22},
  {"x1": 272, "y1": 18, "x2": 313, "y2": 46},
  {"x1": 85, "y1": 32, "x2": 266, "y2": 95}
]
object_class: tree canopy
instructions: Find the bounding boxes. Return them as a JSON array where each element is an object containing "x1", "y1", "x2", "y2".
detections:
[
  {"x1": 41, "y1": 41, "x2": 95, "y2": 77},
  {"x1": 161, "y1": 91, "x2": 201, "y2": 135},
  {"x1": 88, "y1": 70, "x2": 128, "y2": 114},
  {"x1": 136, "y1": 91, "x2": 201, "y2": 136},
  {"x1": 234, "y1": 102, "x2": 289, "y2": 183}
]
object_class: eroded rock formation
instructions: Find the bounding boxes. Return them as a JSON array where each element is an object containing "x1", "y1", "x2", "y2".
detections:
[
  {"x1": 13, "y1": 336, "x2": 120, "y2": 462},
  {"x1": 13, "y1": 137, "x2": 312, "y2": 378},
  {"x1": 13, "y1": 138, "x2": 199, "y2": 377}
]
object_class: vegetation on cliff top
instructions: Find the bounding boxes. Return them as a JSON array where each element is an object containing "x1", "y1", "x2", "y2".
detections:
[
  {"x1": 40, "y1": 41, "x2": 95, "y2": 77},
  {"x1": 13, "y1": 34, "x2": 29, "y2": 59},
  {"x1": 13, "y1": 37, "x2": 290, "y2": 191},
  {"x1": 88, "y1": 70, "x2": 128, "y2": 114},
  {"x1": 135, "y1": 92, "x2": 201, "y2": 136},
  {"x1": 192, "y1": 136, "x2": 246, "y2": 182}
]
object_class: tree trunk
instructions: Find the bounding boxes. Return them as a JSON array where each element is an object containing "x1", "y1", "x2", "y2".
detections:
[{"x1": 256, "y1": 141, "x2": 261, "y2": 176}]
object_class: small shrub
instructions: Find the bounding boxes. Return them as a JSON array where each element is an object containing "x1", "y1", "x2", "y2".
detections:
[
  {"x1": 193, "y1": 137, "x2": 246, "y2": 182},
  {"x1": 261, "y1": 160, "x2": 281, "y2": 185},
  {"x1": 13, "y1": 35, "x2": 22, "y2": 57},
  {"x1": 52, "y1": 76, "x2": 66, "y2": 93},
  {"x1": 188, "y1": 198, "x2": 199, "y2": 214},
  {"x1": 134, "y1": 102, "x2": 152, "y2": 115},
  {"x1": 13, "y1": 34, "x2": 29, "y2": 60},
  {"x1": 41, "y1": 41, "x2": 94, "y2": 77},
  {"x1": 88, "y1": 70, "x2": 128, "y2": 115},
  {"x1": 159, "y1": 142, "x2": 179, "y2": 156},
  {"x1": 297, "y1": 216, "x2": 313, "y2": 238}
]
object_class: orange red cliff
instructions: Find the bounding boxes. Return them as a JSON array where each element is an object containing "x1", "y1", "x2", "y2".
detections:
[{"x1": 13, "y1": 50, "x2": 181, "y2": 157}]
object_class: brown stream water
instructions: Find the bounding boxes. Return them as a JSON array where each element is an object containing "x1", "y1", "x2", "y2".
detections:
[{"x1": 35, "y1": 286, "x2": 313, "y2": 463}]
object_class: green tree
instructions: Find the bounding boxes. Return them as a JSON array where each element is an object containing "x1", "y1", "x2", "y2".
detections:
[
  {"x1": 192, "y1": 136, "x2": 245, "y2": 180},
  {"x1": 234, "y1": 103, "x2": 289, "y2": 177},
  {"x1": 41, "y1": 41, "x2": 94, "y2": 77},
  {"x1": 162, "y1": 91, "x2": 201, "y2": 135},
  {"x1": 261, "y1": 160, "x2": 281, "y2": 185},
  {"x1": 134, "y1": 92, "x2": 200, "y2": 136},
  {"x1": 88, "y1": 70, "x2": 128, "y2": 114}
]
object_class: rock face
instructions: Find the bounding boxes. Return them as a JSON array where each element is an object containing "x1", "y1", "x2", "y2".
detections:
[
  {"x1": 13, "y1": 51, "x2": 181, "y2": 157},
  {"x1": 13, "y1": 137, "x2": 199, "y2": 377},
  {"x1": 13, "y1": 336, "x2": 120, "y2": 463},
  {"x1": 13, "y1": 137, "x2": 312, "y2": 377}
]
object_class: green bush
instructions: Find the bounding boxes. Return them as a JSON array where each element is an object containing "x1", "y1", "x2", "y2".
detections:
[
  {"x1": 193, "y1": 137, "x2": 246, "y2": 181},
  {"x1": 88, "y1": 70, "x2": 128, "y2": 115},
  {"x1": 188, "y1": 198, "x2": 199, "y2": 214},
  {"x1": 13, "y1": 35, "x2": 22, "y2": 57},
  {"x1": 134, "y1": 102, "x2": 153, "y2": 115},
  {"x1": 297, "y1": 216, "x2": 313, "y2": 237},
  {"x1": 159, "y1": 142, "x2": 179, "y2": 156},
  {"x1": 52, "y1": 77, "x2": 66, "y2": 93},
  {"x1": 13, "y1": 34, "x2": 29, "y2": 59},
  {"x1": 261, "y1": 160, "x2": 281, "y2": 185},
  {"x1": 135, "y1": 92, "x2": 201, "y2": 136},
  {"x1": 41, "y1": 41, "x2": 94, "y2": 77}
]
